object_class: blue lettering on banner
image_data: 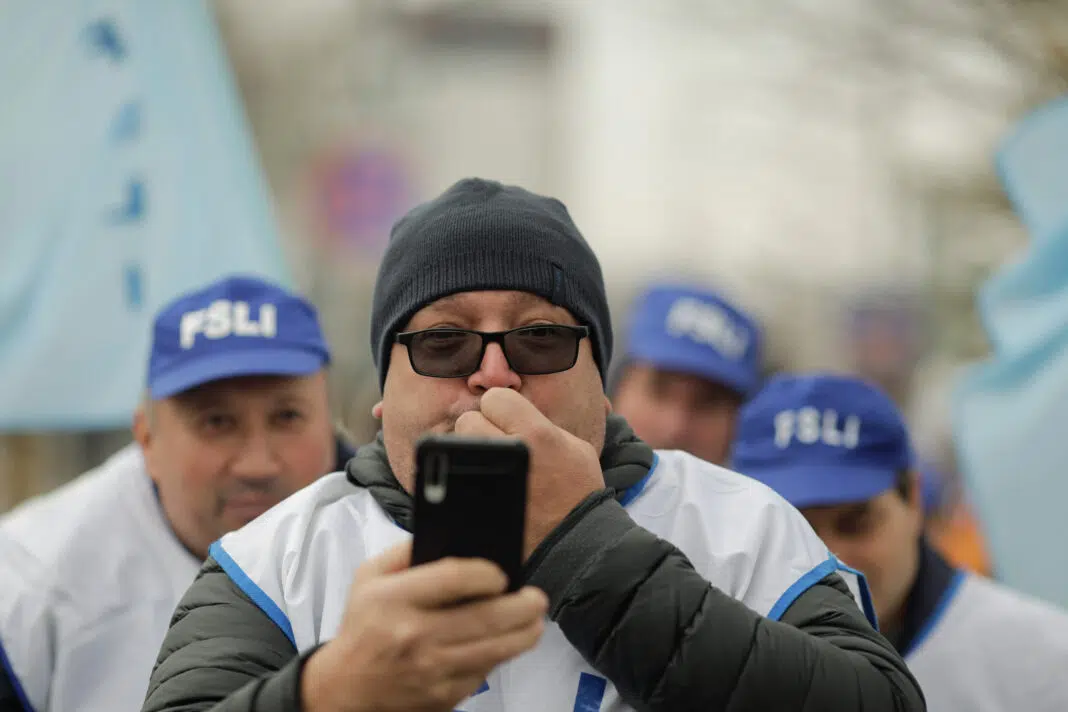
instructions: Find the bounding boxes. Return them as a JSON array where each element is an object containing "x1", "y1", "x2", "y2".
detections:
[
  {"x1": 111, "y1": 178, "x2": 145, "y2": 222},
  {"x1": 86, "y1": 18, "x2": 126, "y2": 61},
  {"x1": 124, "y1": 264, "x2": 144, "y2": 310},
  {"x1": 90, "y1": 19, "x2": 145, "y2": 318},
  {"x1": 111, "y1": 101, "x2": 142, "y2": 142}
]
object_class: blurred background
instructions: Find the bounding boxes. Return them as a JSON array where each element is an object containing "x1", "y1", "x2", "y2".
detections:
[{"x1": 3, "y1": 0, "x2": 1068, "y2": 581}]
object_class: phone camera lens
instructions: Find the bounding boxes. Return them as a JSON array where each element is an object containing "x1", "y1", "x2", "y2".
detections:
[
  {"x1": 424, "y1": 452, "x2": 448, "y2": 504},
  {"x1": 427, "y1": 453, "x2": 448, "y2": 485}
]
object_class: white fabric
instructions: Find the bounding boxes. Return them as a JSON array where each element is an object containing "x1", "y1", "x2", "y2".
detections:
[
  {"x1": 0, "y1": 531, "x2": 48, "y2": 710},
  {"x1": 907, "y1": 573, "x2": 1068, "y2": 712},
  {"x1": 216, "y1": 450, "x2": 872, "y2": 711},
  {"x1": 0, "y1": 444, "x2": 200, "y2": 711}
]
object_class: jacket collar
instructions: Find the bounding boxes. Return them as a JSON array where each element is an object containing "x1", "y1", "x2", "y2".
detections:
[{"x1": 893, "y1": 538, "x2": 965, "y2": 657}]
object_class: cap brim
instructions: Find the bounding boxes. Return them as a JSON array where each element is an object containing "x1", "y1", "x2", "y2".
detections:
[
  {"x1": 626, "y1": 340, "x2": 755, "y2": 396},
  {"x1": 738, "y1": 464, "x2": 898, "y2": 509},
  {"x1": 150, "y1": 348, "x2": 326, "y2": 399}
]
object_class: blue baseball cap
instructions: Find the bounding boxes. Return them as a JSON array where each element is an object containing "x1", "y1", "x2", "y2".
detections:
[
  {"x1": 621, "y1": 284, "x2": 762, "y2": 396},
  {"x1": 147, "y1": 275, "x2": 331, "y2": 399},
  {"x1": 731, "y1": 373, "x2": 914, "y2": 508}
]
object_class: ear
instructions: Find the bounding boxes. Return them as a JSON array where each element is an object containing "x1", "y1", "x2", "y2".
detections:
[
  {"x1": 371, "y1": 401, "x2": 383, "y2": 419},
  {"x1": 132, "y1": 403, "x2": 151, "y2": 449},
  {"x1": 132, "y1": 404, "x2": 158, "y2": 483}
]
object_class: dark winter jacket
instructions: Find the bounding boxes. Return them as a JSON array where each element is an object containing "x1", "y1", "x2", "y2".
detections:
[{"x1": 142, "y1": 416, "x2": 925, "y2": 712}]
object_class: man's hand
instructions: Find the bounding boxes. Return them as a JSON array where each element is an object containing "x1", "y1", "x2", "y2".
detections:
[
  {"x1": 455, "y1": 387, "x2": 605, "y2": 559},
  {"x1": 302, "y1": 542, "x2": 548, "y2": 712}
]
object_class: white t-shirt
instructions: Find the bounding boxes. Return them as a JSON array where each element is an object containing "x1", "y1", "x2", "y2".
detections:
[
  {"x1": 0, "y1": 444, "x2": 200, "y2": 712},
  {"x1": 906, "y1": 572, "x2": 1068, "y2": 711},
  {"x1": 215, "y1": 450, "x2": 875, "y2": 712}
]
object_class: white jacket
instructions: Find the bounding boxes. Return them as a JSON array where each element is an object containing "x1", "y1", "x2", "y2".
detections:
[
  {"x1": 907, "y1": 570, "x2": 1068, "y2": 711},
  {"x1": 0, "y1": 445, "x2": 200, "y2": 712}
]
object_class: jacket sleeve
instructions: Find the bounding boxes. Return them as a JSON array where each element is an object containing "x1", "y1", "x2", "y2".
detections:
[
  {"x1": 142, "y1": 558, "x2": 308, "y2": 712},
  {"x1": 524, "y1": 492, "x2": 926, "y2": 712}
]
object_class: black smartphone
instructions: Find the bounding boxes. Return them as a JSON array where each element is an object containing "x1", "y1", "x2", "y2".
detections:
[{"x1": 411, "y1": 434, "x2": 529, "y2": 591}]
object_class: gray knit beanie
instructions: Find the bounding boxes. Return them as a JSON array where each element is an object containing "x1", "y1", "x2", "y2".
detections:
[{"x1": 370, "y1": 178, "x2": 612, "y2": 391}]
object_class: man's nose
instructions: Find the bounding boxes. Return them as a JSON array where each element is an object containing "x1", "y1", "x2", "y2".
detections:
[
  {"x1": 229, "y1": 428, "x2": 284, "y2": 484},
  {"x1": 467, "y1": 342, "x2": 522, "y2": 392}
]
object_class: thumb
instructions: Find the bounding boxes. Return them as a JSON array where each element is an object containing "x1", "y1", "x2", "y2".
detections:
[{"x1": 480, "y1": 387, "x2": 548, "y2": 436}]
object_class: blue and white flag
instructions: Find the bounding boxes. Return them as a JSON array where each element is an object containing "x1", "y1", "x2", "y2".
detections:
[
  {"x1": 953, "y1": 96, "x2": 1068, "y2": 607},
  {"x1": 0, "y1": 0, "x2": 290, "y2": 430}
]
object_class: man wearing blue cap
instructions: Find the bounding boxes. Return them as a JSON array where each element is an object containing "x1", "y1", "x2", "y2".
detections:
[
  {"x1": 612, "y1": 284, "x2": 762, "y2": 465},
  {"x1": 733, "y1": 372, "x2": 1068, "y2": 711},
  {"x1": 0, "y1": 275, "x2": 352, "y2": 712}
]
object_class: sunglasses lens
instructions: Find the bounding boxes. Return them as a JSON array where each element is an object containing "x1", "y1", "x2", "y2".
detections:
[
  {"x1": 504, "y1": 326, "x2": 581, "y2": 375},
  {"x1": 409, "y1": 330, "x2": 484, "y2": 377}
]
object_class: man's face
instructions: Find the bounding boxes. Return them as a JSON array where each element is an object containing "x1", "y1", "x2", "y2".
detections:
[
  {"x1": 612, "y1": 364, "x2": 741, "y2": 465},
  {"x1": 135, "y1": 372, "x2": 335, "y2": 559},
  {"x1": 800, "y1": 480, "x2": 924, "y2": 628},
  {"x1": 375, "y1": 290, "x2": 609, "y2": 491}
]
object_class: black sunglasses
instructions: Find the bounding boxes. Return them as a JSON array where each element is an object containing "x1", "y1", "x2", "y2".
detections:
[{"x1": 395, "y1": 324, "x2": 590, "y2": 378}]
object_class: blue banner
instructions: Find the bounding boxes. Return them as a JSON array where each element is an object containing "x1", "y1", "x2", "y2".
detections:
[
  {"x1": 0, "y1": 1, "x2": 290, "y2": 430},
  {"x1": 953, "y1": 96, "x2": 1068, "y2": 607}
]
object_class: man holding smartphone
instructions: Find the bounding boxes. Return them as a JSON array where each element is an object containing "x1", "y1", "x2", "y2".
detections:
[{"x1": 144, "y1": 179, "x2": 925, "y2": 712}]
